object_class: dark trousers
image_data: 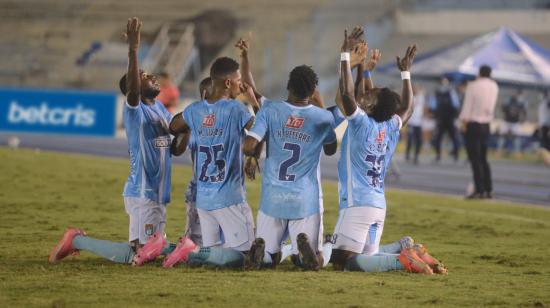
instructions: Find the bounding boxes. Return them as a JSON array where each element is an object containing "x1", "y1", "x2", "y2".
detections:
[
  {"x1": 434, "y1": 119, "x2": 459, "y2": 161},
  {"x1": 406, "y1": 125, "x2": 422, "y2": 163},
  {"x1": 542, "y1": 126, "x2": 550, "y2": 151},
  {"x1": 464, "y1": 122, "x2": 492, "y2": 193}
]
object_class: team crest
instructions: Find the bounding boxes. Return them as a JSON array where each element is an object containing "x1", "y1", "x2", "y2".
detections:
[
  {"x1": 375, "y1": 129, "x2": 386, "y2": 144},
  {"x1": 202, "y1": 114, "x2": 216, "y2": 128},
  {"x1": 285, "y1": 116, "x2": 305, "y2": 129},
  {"x1": 144, "y1": 224, "x2": 154, "y2": 236}
]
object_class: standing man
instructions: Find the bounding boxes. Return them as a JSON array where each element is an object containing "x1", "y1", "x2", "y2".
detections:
[
  {"x1": 500, "y1": 89, "x2": 527, "y2": 157},
  {"x1": 405, "y1": 85, "x2": 427, "y2": 164},
  {"x1": 459, "y1": 65, "x2": 499, "y2": 199},
  {"x1": 243, "y1": 65, "x2": 338, "y2": 271},
  {"x1": 157, "y1": 72, "x2": 180, "y2": 113},
  {"x1": 430, "y1": 77, "x2": 460, "y2": 162}
]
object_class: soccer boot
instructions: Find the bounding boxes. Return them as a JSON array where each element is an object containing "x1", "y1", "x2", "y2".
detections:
[
  {"x1": 398, "y1": 247, "x2": 434, "y2": 275},
  {"x1": 412, "y1": 244, "x2": 448, "y2": 274},
  {"x1": 132, "y1": 231, "x2": 166, "y2": 266},
  {"x1": 49, "y1": 228, "x2": 86, "y2": 263},
  {"x1": 297, "y1": 233, "x2": 320, "y2": 271},
  {"x1": 245, "y1": 237, "x2": 265, "y2": 270},
  {"x1": 163, "y1": 236, "x2": 198, "y2": 268}
]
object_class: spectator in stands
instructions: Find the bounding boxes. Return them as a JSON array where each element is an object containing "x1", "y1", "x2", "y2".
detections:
[
  {"x1": 538, "y1": 91, "x2": 550, "y2": 166},
  {"x1": 459, "y1": 65, "x2": 499, "y2": 199},
  {"x1": 499, "y1": 89, "x2": 527, "y2": 157},
  {"x1": 430, "y1": 77, "x2": 460, "y2": 162},
  {"x1": 157, "y1": 72, "x2": 179, "y2": 113},
  {"x1": 405, "y1": 85, "x2": 426, "y2": 164}
]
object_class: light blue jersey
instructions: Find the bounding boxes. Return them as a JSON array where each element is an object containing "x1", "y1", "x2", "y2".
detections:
[
  {"x1": 327, "y1": 105, "x2": 345, "y2": 127},
  {"x1": 249, "y1": 101, "x2": 336, "y2": 219},
  {"x1": 123, "y1": 100, "x2": 173, "y2": 204},
  {"x1": 183, "y1": 99, "x2": 253, "y2": 210},
  {"x1": 337, "y1": 108, "x2": 402, "y2": 209}
]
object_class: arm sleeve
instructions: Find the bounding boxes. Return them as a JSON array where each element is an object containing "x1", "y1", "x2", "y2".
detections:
[
  {"x1": 237, "y1": 102, "x2": 254, "y2": 131},
  {"x1": 248, "y1": 105, "x2": 268, "y2": 141},
  {"x1": 392, "y1": 114, "x2": 403, "y2": 131},
  {"x1": 346, "y1": 107, "x2": 367, "y2": 126},
  {"x1": 182, "y1": 105, "x2": 194, "y2": 132},
  {"x1": 327, "y1": 105, "x2": 346, "y2": 127},
  {"x1": 459, "y1": 85, "x2": 474, "y2": 121},
  {"x1": 123, "y1": 101, "x2": 141, "y2": 129},
  {"x1": 324, "y1": 121, "x2": 337, "y2": 144}
]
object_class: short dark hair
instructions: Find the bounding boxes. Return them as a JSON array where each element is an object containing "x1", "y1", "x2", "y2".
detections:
[
  {"x1": 159, "y1": 71, "x2": 170, "y2": 78},
  {"x1": 119, "y1": 74, "x2": 127, "y2": 95},
  {"x1": 479, "y1": 65, "x2": 492, "y2": 78},
  {"x1": 199, "y1": 77, "x2": 212, "y2": 96},
  {"x1": 119, "y1": 70, "x2": 144, "y2": 95},
  {"x1": 286, "y1": 65, "x2": 318, "y2": 99},
  {"x1": 371, "y1": 88, "x2": 400, "y2": 122},
  {"x1": 210, "y1": 57, "x2": 239, "y2": 79}
]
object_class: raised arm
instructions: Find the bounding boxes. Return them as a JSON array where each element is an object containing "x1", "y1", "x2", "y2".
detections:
[
  {"x1": 363, "y1": 49, "x2": 381, "y2": 91},
  {"x1": 236, "y1": 37, "x2": 257, "y2": 92},
  {"x1": 339, "y1": 27, "x2": 365, "y2": 116},
  {"x1": 169, "y1": 112, "x2": 191, "y2": 156},
  {"x1": 124, "y1": 17, "x2": 142, "y2": 107},
  {"x1": 396, "y1": 45, "x2": 417, "y2": 126}
]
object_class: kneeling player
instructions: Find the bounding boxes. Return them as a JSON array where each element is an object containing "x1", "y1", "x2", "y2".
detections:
[
  {"x1": 243, "y1": 65, "x2": 337, "y2": 270},
  {"x1": 330, "y1": 27, "x2": 446, "y2": 274},
  {"x1": 49, "y1": 17, "x2": 177, "y2": 265}
]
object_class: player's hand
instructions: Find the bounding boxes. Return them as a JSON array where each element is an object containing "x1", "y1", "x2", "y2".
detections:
[
  {"x1": 244, "y1": 156, "x2": 259, "y2": 180},
  {"x1": 350, "y1": 41, "x2": 368, "y2": 68},
  {"x1": 235, "y1": 38, "x2": 249, "y2": 58},
  {"x1": 365, "y1": 49, "x2": 381, "y2": 71},
  {"x1": 396, "y1": 44, "x2": 417, "y2": 72},
  {"x1": 341, "y1": 26, "x2": 365, "y2": 52},
  {"x1": 123, "y1": 17, "x2": 142, "y2": 50}
]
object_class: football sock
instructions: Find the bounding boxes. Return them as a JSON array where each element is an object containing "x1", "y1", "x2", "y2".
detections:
[
  {"x1": 72, "y1": 235, "x2": 135, "y2": 264},
  {"x1": 345, "y1": 254, "x2": 404, "y2": 272},
  {"x1": 161, "y1": 243, "x2": 177, "y2": 255},
  {"x1": 262, "y1": 252, "x2": 273, "y2": 265},
  {"x1": 378, "y1": 241, "x2": 403, "y2": 254},
  {"x1": 321, "y1": 242, "x2": 333, "y2": 267},
  {"x1": 188, "y1": 247, "x2": 245, "y2": 268}
]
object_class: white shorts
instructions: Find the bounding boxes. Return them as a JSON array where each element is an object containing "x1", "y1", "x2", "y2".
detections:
[
  {"x1": 185, "y1": 201, "x2": 202, "y2": 246},
  {"x1": 257, "y1": 210, "x2": 323, "y2": 255},
  {"x1": 124, "y1": 197, "x2": 166, "y2": 245},
  {"x1": 333, "y1": 206, "x2": 386, "y2": 255},
  {"x1": 197, "y1": 203, "x2": 255, "y2": 252}
]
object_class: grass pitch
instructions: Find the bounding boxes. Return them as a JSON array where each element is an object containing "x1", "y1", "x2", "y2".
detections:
[{"x1": 0, "y1": 147, "x2": 549, "y2": 307}]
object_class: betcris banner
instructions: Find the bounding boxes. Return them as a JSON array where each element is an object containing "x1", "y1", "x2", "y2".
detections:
[{"x1": 0, "y1": 87, "x2": 116, "y2": 137}]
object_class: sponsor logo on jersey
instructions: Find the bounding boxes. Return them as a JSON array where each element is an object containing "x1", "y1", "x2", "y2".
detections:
[
  {"x1": 202, "y1": 114, "x2": 216, "y2": 128},
  {"x1": 154, "y1": 137, "x2": 170, "y2": 148},
  {"x1": 375, "y1": 129, "x2": 386, "y2": 143},
  {"x1": 285, "y1": 116, "x2": 305, "y2": 129}
]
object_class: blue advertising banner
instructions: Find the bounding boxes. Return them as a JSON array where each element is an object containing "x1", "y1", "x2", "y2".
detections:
[{"x1": 0, "y1": 87, "x2": 117, "y2": 137}]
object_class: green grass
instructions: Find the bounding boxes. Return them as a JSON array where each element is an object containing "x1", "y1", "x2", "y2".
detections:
[{"x1": 0, "y1": 147, "x2": 549, "y2": 307}]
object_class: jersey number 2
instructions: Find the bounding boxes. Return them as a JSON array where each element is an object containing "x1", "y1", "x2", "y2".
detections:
[
  {"x1": 199, "y1": 144, "x2": 226, "y2": 182},
  {"x1": 278, "y1": 142, "x2": 301, "y2": 181},
  {"x1": 365, "y1": 154, "x2": 385, "y2": 188}
]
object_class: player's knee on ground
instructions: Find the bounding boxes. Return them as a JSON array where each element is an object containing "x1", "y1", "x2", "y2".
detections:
[{"x1": 331, "y1": 249, "x2": 357, "y2": 271}]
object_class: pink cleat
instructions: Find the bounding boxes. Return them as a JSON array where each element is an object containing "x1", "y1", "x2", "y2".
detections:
[
  {"x1": 163, "y1": 236, "x2": 197, "y2": 268},
  {"x1": 49, "y1": 228, "x2": 86, "y2": 263},
  {"x1": 132, "y1": 231, "x2": 166, "y2": 266}
]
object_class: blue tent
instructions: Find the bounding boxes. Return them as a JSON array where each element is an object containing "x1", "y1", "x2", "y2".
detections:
[{"x1": 379, "y1": 27, "x2": 550, "y2": 87}]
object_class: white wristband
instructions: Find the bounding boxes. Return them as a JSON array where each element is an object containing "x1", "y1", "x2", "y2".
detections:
[
  {"x1": 401, "y1": 71, "x2": 411, "y2": 80},
  {"x1": 340, "y1": 52, "x2": 350, "y2": 61}
]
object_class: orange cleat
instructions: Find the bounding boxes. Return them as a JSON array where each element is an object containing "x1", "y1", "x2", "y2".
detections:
[
  {"x1": 49, "y1": 228, "x2": 86, "y2": 263},
  {"x1": 413, "y1": 244, "x2": 448, "y2": 274},
  {"x1": 398, "y1": 247, "x2": 434, "y2": 275}
]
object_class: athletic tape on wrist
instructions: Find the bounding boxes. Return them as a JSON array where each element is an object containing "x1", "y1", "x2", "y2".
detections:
[
  {"x1": 401, "y1": 71, "x2": 411, "y2": 80},
  {"x1": 340, "y1": 52, "x2": 350, "y2": 61}
]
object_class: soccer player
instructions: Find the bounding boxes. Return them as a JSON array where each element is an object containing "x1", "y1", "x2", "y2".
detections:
[
  {"x1": 49, "y1": 17, "x2": 176, "y2": 265},
  {"x1": 330, "y1": 27, "x2": 445, "y2": 274},
  {"x1": 165, "y1": 56, "x2": 259, "y2": 269},
  {"x1": 243, "y1": 65, "x2": 338, "y2": 271}
]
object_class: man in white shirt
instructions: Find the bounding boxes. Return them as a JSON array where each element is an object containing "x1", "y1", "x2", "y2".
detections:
[{"x1": 459, "y1": 65, "x2": 499, "y2": 199}]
